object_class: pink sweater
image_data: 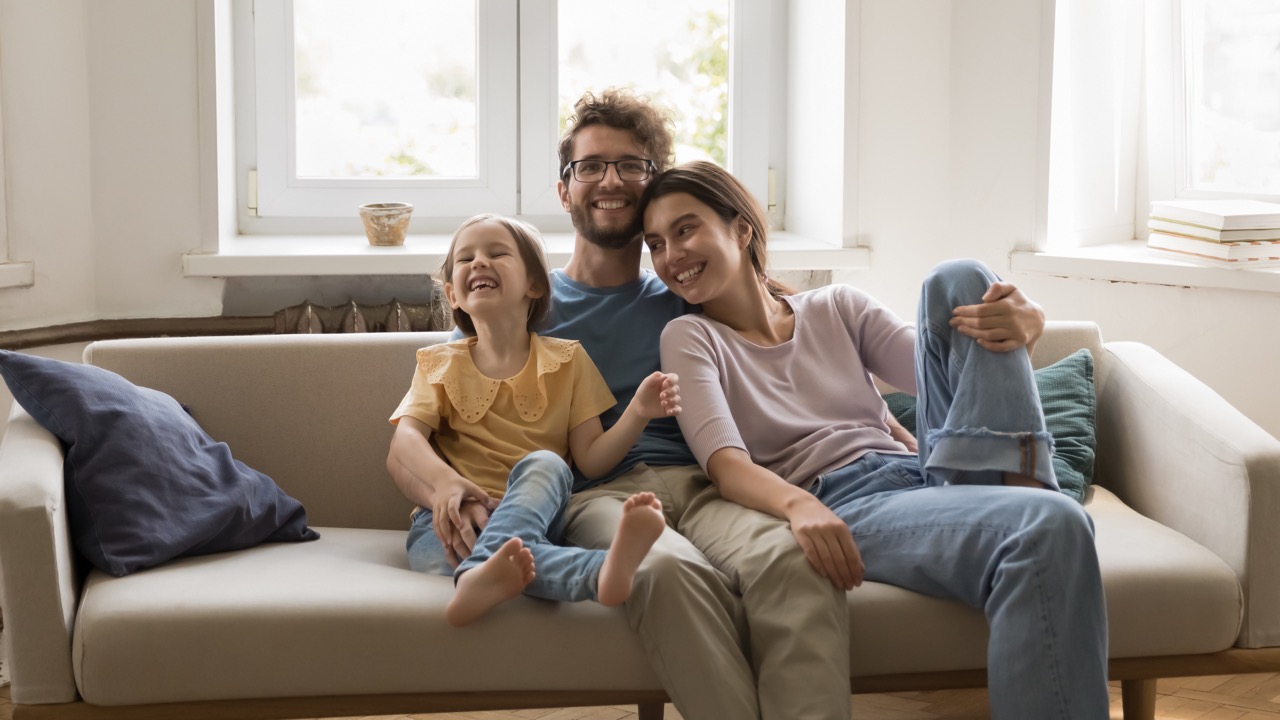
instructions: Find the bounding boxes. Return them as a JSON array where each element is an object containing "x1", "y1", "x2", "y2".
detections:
[{"x1": 659, "y1": 284, "x2": 918, "y2": 487}]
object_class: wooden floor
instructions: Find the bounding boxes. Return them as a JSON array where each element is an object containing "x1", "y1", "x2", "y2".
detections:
[{"x1": 6, "y1": 676, "x2": 1280, "y2": 720}]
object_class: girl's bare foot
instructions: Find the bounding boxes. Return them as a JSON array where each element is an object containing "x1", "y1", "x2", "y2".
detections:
[
  {"x1": 445, "y1": 537, "x2": 535, "y2": 627},
  {"x1": 598, "y1": 492, "x2": 665, "y2": 607}
]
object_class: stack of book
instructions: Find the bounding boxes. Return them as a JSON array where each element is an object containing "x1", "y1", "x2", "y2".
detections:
[{"x1": 1147, "y1": 199, "x2": 1280, "y2": 269}]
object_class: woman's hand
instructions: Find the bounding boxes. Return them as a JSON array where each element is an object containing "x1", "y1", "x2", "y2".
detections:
[
  {"x1": 886, "y1": 412, "x2": 919, "y2": 453},
  {"x1": 785, "y1": 493, "x2": 864, "y2": 591},
  {"x1": 949, "y1": 281, "x2": 1045, "y2": 353}
]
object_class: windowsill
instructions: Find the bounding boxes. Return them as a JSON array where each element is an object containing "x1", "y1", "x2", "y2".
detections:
[
  {"x1": 1011, "y1": 240, "x2": 1280, "y2": 294},
  {"x1": 182, "y1": 232, "x2": 871, "y2": 277},
  {"x1": 0, "y1": 262, "x2": 34, "y2": 289}
]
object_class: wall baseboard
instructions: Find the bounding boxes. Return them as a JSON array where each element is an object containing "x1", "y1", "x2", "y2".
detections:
[{"x1": 0, "y1": 317, "x2": 275, "y2": 351}]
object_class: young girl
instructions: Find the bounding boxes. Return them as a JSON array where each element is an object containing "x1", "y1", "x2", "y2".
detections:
[
  {"x1": 388, "y1": 214, "x2": 678, "y2": 627},
  {"x1": 638, "y1": 162, "x2": 1110, "y2": 719}
]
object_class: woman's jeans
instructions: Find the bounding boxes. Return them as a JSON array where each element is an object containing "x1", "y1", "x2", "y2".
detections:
[
  {"x1": 406, "y1": 450, "x2": 606, "y2": 602},
  {"x1": 810, "y1": 259, "x2": 1110, "y2": 719}
]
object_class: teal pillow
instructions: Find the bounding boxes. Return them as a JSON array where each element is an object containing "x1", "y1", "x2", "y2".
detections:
[{"x1": 883, "y1": 349, "x2": 1096, "y2": 503}]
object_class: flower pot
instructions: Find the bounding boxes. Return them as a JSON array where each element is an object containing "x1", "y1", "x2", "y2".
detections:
[{"x1": 358, "y1": 203, "x2": 414, "y2": 246}]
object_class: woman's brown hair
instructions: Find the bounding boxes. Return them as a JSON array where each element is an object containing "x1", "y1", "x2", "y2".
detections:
[{"x1": 638, "y1": 161, "x2": 793, "y2": 298}]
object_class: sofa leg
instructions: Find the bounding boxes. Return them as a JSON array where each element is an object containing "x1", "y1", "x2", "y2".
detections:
[
  {"x1": 637, "y1": 701, "x2": 664, "y2": 720},
  {"x1": 1121, "y1": 678, "x2": 1156, "y2": 720}
]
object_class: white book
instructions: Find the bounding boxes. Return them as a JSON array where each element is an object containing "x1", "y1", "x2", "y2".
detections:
[
  {"x1": 1147, "y1": 232, "x2": 1280, "y2": 261},
  {"x1": 1148, "y1": 246, "x2": 1280, "y2": 269},
  {"x1": 1149, "y1": 199, "x2": 1280, "y2": 231},
  {"x1": 1147, "y1": 218, "x2": 1280, "y2": 242}
]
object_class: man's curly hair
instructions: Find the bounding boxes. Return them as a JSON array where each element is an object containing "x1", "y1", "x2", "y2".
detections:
[{"x1": 557, "y1": 89, "x2": 676, "y2": 178}]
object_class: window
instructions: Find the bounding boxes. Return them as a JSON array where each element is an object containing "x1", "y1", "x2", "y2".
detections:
[
  {"x1": 1045, "y1": 0, "x2": 1280, "y2": 250},
  {"x1": 1174, "y1": 0, "x2": 1280, "y2": 198},
  {"x1": 236, "y1": 0, "x2": 762, "y2": 232}
]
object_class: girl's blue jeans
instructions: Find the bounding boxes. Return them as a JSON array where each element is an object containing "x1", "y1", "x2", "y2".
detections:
[
  {"x1": 406, "y1": 450, "x2": 605, "y2": 602},
  {"x1": 810, "y1": 259, "x2": 1110, "y2": 719}
]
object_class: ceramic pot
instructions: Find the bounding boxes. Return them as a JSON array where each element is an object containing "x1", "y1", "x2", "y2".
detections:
[{"x1": 358, "y1": 202, "x2": 414, "y2": 246}]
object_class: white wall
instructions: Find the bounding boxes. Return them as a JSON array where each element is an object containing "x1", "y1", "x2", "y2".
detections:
[
  {"x1": 0, "y1": 0, "x2": 220, "y2": 331},
  {"x1": 0, "y1": 0, "x2": 1276, "y2": 439},
  {"x1": 0, "y1": 0, "x2": 98, "y2": 327},
  {"x1": 839, "y1": 0, "x2": 1279, "y2": 438}
]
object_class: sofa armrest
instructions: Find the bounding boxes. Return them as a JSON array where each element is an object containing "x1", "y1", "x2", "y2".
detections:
[
  {"x1": 0, "y1": 406, "x2": 81, "y2": 703},
  {"x1": 1096, "y1": 341, "x2": 1280, "y2": 648}
]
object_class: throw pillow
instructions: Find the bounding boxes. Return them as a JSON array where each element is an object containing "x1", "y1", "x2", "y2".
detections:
[
  {"x1": 0, "y1": 350, "x2": 319, "y2": 577},
  {"x1": 882, "y1": 349, "x2": 1096, "y2": 503}
]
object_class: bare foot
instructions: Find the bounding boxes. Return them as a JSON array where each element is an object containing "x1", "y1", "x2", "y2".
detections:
[
  {"x1": 445, "y1": 537, "x2": 535, "y2": 627},
  {"x1": 598, "y1": 492, "x2": 665, "y2": 607}
]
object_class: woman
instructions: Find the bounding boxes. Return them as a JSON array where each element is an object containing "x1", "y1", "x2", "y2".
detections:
[{"x1": 639, "y1": 161, "x2": 1109, "y2": 720}]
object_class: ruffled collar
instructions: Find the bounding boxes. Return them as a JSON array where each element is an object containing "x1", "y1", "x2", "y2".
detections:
[{"x1": 420, "y1": 333, "x2": 578, "y2": 424}]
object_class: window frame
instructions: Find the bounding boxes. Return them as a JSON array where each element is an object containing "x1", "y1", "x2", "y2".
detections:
[
  {"x1": 239, "y1": 0, "x2": 518, "y2": 225},
  {"x1": 1148, "y1": 0, "x2": 1280, "y2": 204},
  {"x1": 233, "y1": 0, "x2": 770, "y2": 234}
]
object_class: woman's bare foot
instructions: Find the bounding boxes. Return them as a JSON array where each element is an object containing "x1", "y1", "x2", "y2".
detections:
[
  {"x1": 598, "y1": 492, "x2": 665, "y2": 607},
  {"x1": 445, "y1": 537, "x2": 535, "y2": 627}
]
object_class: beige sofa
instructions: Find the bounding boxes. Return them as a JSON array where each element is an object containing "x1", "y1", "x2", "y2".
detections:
[{"x1": 1, "y1": 322, "x2": 1278, "y2": 720}]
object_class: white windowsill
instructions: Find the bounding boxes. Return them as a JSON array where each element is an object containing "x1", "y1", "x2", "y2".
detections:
[
  {"x1": 0, "y1": 262, "x2": 34, "y2": 289},
  {"x1": 182, "y1": 232, "x2": 871, "y2": 277},
  {"x1": 1011, "y1": 240, "x2": 1280, "y2": 294}
]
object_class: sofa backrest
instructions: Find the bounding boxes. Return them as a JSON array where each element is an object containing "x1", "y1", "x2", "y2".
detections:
[
  {"x1": 85, "y1": 332, "x2": 452, "y2": 531},
  {"x1": 83, "y1": 321, "x2": 1103, "y2": 531}
]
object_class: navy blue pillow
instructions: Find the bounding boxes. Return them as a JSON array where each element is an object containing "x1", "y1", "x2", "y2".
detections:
[{"x1": 0, "y1": 350, "x2": 318, "y2": 577}]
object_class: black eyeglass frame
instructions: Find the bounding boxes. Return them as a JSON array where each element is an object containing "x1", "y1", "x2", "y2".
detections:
[{"x1": 561, "y1": 158, "x2": 656, "y2": 183}]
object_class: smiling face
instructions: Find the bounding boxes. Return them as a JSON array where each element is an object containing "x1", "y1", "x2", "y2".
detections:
[
  {"x1": 443, "y1": 219, "x2": 544, "y2": 330},
  {"x1": 557, "y1": 124, "x2": 652, "y2": 250},
  {"x1": 643, "y1": 191, "x2": 752, "y2": 306}
]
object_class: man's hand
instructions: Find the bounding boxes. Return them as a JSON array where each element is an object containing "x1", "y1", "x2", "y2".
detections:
[
  {"x1": 785, "y1": 494, "x2": 864, "y2": 591},
  {"x1": 432, "y1": 476, "x2": 499, "y2": 567},
  {"x1": 949, "y1": 281, "x2": 1045, "y2": 353}
]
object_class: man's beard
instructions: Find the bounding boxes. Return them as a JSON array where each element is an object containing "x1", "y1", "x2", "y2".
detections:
[{"x1": 570, "y1": 201, "x2": 642, "y2": 250}]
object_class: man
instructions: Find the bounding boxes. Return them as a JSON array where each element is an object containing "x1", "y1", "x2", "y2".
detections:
[{"x1": 388, "y1": 88, "x2": 1060, "y2": 719}]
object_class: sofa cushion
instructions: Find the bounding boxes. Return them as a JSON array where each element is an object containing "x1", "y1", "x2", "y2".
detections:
[
  {"x1": 0, "y1": 350, "x2": 319, "y2": 577},
  {"x1": 71, "y1": 527, "x2": 661, "y2": 705},
  {"x1": 883, "y1": 349, "x2": 1097, "y2": 502},
  {"x1": 70, "y1": 487, "x2": 1241, "y2": 705}
]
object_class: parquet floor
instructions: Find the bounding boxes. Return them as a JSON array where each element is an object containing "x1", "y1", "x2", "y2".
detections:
[{"x1": 7, "y1": 674, "x2": 1280, "y2": 719}]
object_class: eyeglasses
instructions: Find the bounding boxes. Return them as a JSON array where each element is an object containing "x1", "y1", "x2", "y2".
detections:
[{"x1": 562, "y1": 158, "x2": 656, "y2": 183}]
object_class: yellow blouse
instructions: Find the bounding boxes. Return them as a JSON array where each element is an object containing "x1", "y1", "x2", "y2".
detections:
[{"x1": 390, "y1": 334, "x2": 616, "y2": 498}]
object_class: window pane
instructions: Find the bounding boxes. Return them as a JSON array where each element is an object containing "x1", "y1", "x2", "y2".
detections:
[
  {"x1": 558, "y1": 1, "x2": 729, "y2": 165},
  {"x1": 293, "y1": 0, "x2": 478, "y2": 179},
  {"x1": 1182, "y1": 0, "x2": 1280, "y2": 194}
]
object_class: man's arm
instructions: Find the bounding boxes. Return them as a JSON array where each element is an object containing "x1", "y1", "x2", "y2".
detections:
[
  {"x1": 948, "y1": 281, "x2": 1046, "y2": 355},
  {"x1": 386, "y1": 416, "x2": 497, "y2": 565}
]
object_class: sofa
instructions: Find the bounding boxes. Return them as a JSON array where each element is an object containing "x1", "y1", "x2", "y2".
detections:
[{"x1": 1, "y1": 322, "x2": 1279, "y2": 720}]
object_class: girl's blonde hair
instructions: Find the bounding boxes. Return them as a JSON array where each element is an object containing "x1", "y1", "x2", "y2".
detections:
[{"x1": 440, "y1": 214, "x2": 552, "y2": 335}]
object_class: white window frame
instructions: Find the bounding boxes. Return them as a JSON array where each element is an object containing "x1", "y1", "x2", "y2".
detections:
[
  {"x1": 1146, "y1": 0, "x2": 1280, "y2": 205},
  {"x1": 239, "y1": 0, "x2": 518, "y2": 224},
  {"x1": 233, "y1": 0, "x2": 770, "y2": 234}
]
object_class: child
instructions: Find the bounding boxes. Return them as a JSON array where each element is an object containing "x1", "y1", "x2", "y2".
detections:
[{"x1": 388, "y1": 213, "x2": 678, "y2": 627}]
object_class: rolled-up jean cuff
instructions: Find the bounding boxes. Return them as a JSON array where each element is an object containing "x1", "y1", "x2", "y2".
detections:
[{"x1": 923, "y1": 429, "x2": 1058, "y2": 489}]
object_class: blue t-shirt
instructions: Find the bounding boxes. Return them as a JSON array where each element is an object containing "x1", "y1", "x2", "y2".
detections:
[{"x1": 544, "y1": 269, "x2": 698, "y2": 489}]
